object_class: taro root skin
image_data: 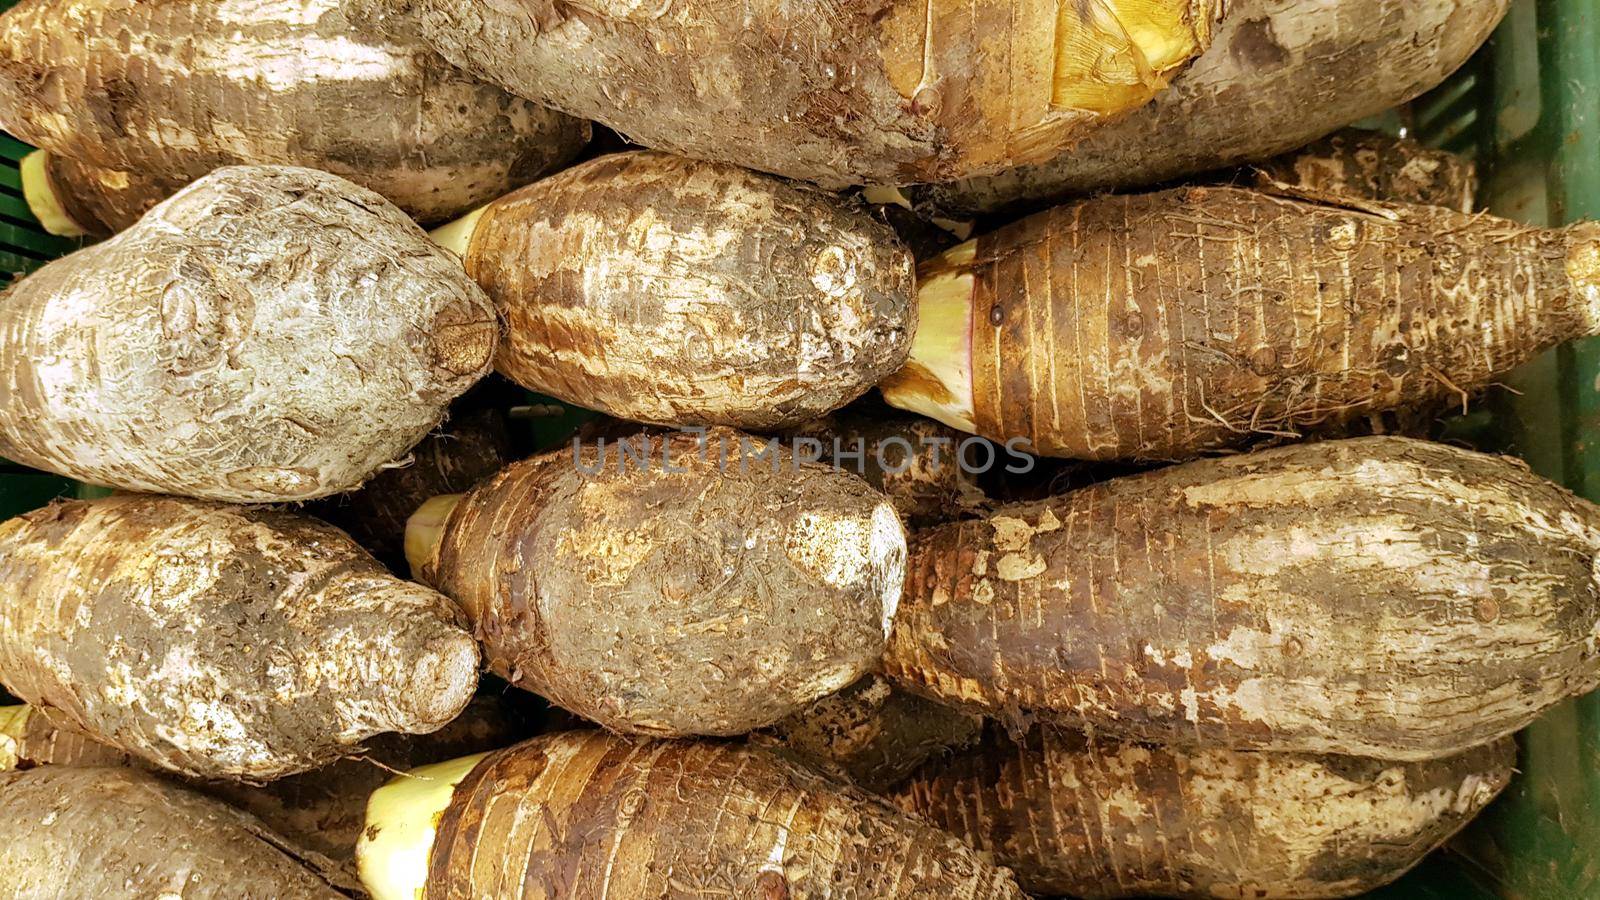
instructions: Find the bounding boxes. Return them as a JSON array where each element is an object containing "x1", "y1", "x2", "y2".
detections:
[
  {"x1": 915, "y1": 0, "x2": 1510, "y2": 217},
  {"x1": 412, "y1": 429, "x2": 907, "y2": 737},
  {"x1": 1247, "y1": 129, "x2": 1479, "y2": 214},
  {"x1": 452, "y1": 151, "x2": 917, "y2": 430},
  {"x1": 0, "y1": 0, "x2": 589, "y2": 232},
  {"x1": 356, "y1": 732, "x2": 1029, "y2": 900},
  {"x1": 760, "y1": 673, "x2": 982, "y2": 793},
  {"x1": 884, "y1": 437, "x2": 1600, "y2": 761},
  {"x1": 0, "y1": 165, "x2": 497, "y2": 502},
  {"x1": 345, "y1": 0, "x2": 1224, "y2": 187},
  {"x1": 0, "y1": 494, "x2": 480, "y2": 782},
  {"x1": 893, "y1": 725, "x2": 1515, "y2": 899},
  {"x1": 882, "y1": 186, "x2": 1600, "y2": 461},
  {"x1": 0, "y1": 766, "x2": 356, "y2": 898}
]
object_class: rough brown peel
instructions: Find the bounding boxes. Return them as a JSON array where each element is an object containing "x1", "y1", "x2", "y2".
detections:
[
  {"x1": 759, "y1": 673, "x2": 982, "y2": 793},
  {"x1": 344, "y1": 0, "x2": 1224, "y2": 187},
  {"x1": 359, "y1": 731, "x2": 1028, "y2": 900},
  {"x1": 1245, "y1": 129, "x2": 1479, "y2": 214},
  {"x1": 0, "y1": 494, "x2": 481, "y2": 781},
  {"x1": 411, "y1": 429, "x2": 907, "y2": 737},
  {"x1": 0, "y1": 0, "x2": 589, "y2": 233},
  {"x1": 914, "y1": 0, "x2": 1509, "y2": 217},
  {"x1": 883, "y1": 437, "x2": 1600, "y2": 760},
  {"x1": 781, "y1": 410, "x2": 988, "y2": 527},
  {"x1": 452, "y1": 151, "x2": 916, "y2": 430},
  {"x1": 892, "y1": 725, "x2": 1514, "y2": 899},
  {"x1": 0, "y1": 766, "x2": 358, "y2": 898},
  {"x1": 881, "y1": 186, "x2": 1600, "y2": 461},
  {"x1": 0, "y1": 165, "x2": 497, "y2": 502},
  {"x1": 0, "y1": 705, "x2": 134, "y2": 771}
]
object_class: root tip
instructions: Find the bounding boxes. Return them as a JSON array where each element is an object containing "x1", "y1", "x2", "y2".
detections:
[{"x1": 20, "y1": 151, "x2": 88, "y2": 238}]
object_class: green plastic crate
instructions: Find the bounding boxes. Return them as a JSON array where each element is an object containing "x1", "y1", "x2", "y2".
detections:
[{"x1": 0, "y1": 1, "x2": 1595, "y2": 896}]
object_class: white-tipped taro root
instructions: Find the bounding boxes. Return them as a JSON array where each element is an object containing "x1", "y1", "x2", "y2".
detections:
[
  {"x1": 435, "y1": 151, "x2": 916, "y2": 430},
  {"x1": 0, "y1": 0, "x2": 589, "y2": 235},
  {"x1": 355, "y1": 731, "x2": 1027, "y2": 900},
  {"x1": 892, "y1": 725, "x2": 1515, "y2": 899},
  {"x1": 406, "y1": 428, "x2": 907, "y2": 736},
  {"x1": 884, "y1": 437, "x2": 1600, "y2": 761},
  {"x1": 759, "y1": 673, "x2": 982, "y2": 793},
  {"x1": 0, "y1": 495, "x2": 481, "y2": 781},
  {"x1": 913, "y1": 0, "x2": 1509, "y2": 217},
  {"x1": 345, "y1": 0, "x2": 1224, "y2": 187},
  {"x1": 880, "y1": 186, "x2": 1600, "y2": 461},
  {"x1": 0, "y1": 766, "x2": 359, "y2": 898},
  {"x1": 0, "y1": 165, "x2": 496, "y2": 502}
]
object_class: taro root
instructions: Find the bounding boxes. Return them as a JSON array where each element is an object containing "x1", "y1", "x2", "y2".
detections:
[
  {"x1": 0, "y1": 0, "x2": 588, "y2": 234},
  {"x1": 356, "y1": 731, "x2": 1027, "y2": 900},
  {"x1": 0, "y1": 495, "x2": 480, "y2": 781},
  {"x1": 0, "y1": 165, "x2": 496, "y2": 502},
  {"x1": 406, "y1": 429, "x2": 907, "y2": 737},
  {"x1": 884, "y1": 437, "x2": 1600, "y2": 761}
]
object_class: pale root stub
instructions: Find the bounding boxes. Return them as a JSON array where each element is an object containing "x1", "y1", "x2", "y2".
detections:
[
  {"x1": 894, "y1": 725, "x2": 1515, "y2": 899},
  {"x1": 447, "y1": 151, "x2": 916, "y2": 430},
  {"x1": 0, "y1": 165, "x2": 496, "y2": 502},
  {"x1": 914, "y1": 0, "x2": 1510, "y2": 217},
  {"x1": 412, "y1": 429, "x2": 908, "y2": 737},
  {"x1": 0, "y1": 495, "x2": 480, "y2": 781},
  {"x1": 0, "y1": 0, "x2": 589, "y2": 232},
  {"x1": 344, "y1": 0, "x2": 1224, "y2": 187}
]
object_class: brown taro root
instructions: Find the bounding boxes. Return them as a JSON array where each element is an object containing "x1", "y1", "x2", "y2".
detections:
[
  {"x1": 0, "y1": 495, "x2": 480, "y2": 782},
  {"x1": 356, "y1": 731, "x2": 1028, "y2": 900},
  {"x1": 782, "y1": 410, "x2": 988, "y2": 527},
  {"x1": 344, "y1": 0, "x2": 1223, "y2": 187},
  {"x1": 0, "y1": 0, "x2": 589, "y2": 235},
  {"x1": 913, "y1": 0, "x2": 1509, "y2": 218},
  {"x1": 883, "y1": 437, "x2": 1600, "y2": 761},
  {"x1": 1, "y1": 766, "x2": 361, "y2": 898},
  {"x1": 0, "y1": 165, "x2": 496, "y2": 502},
  {"x1": 892, "y1": 725, "x2": 1515, "y2": 899},
  {"x1": 434, "y1": 151, "x2": 916, "y2": 430},
  {"x1": 406, "y1": 429, "x2": 907, "y2": 737},
  {"x1": 880, "y1": 186, "x2": 1600, "y2": 461},
  {"x1": 758, "y1": 673, "x2": 982, "y2": 793},
  {"x1": 1245, "y1": 129, "x2": 1478, "y2": 214},
  {"x1": 312, "y1": 410, "x2": 512, "y2": 566}
]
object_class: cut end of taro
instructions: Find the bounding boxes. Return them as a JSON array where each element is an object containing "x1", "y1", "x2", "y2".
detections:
[
  {"x1": 388, "y1": 629, "x2": 481, "y2": 735},
  {"x1": 880, "y1": 240, "x2": 979, "y2": 434},
  {"x1": 405, "y1": 494, "x2": 464, "y2": 584},
  {"x1": 21, "y1": 151, "x2": 88, "y2": 238},
  {"x1": 870, "y1": 501, "x2": 908, "y2": 638},
  {"x1": 358, "y1": 751, "x2": 491, "y2": 900}
]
